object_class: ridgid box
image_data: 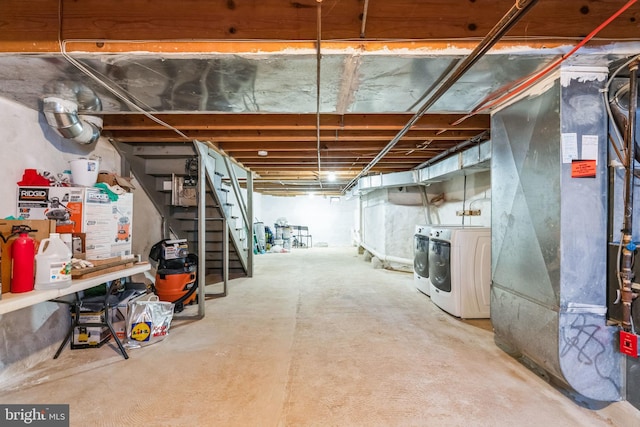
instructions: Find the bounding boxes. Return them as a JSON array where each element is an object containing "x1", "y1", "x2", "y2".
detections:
[
  {"x1": 71, "y1": 307, "x2": 119, "y2": 349},
  {"x1": 16, "y1": 187, "x2": 133, "y2": 260},
  {"x1": 83, "y1": 188, "x2": 133, "y2": 259},
  {"x1": 16, "y1": 186, "x2": 85, "y2": 234}
]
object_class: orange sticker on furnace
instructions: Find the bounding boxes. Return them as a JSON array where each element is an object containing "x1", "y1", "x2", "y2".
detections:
[{"x1": 571, "y1": 159, "x2": 596, "y2": 178}]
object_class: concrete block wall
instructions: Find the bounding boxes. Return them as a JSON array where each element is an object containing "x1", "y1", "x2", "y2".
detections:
[{"x1": 358, "y1": 170, "x2": 492, "y2": 263}]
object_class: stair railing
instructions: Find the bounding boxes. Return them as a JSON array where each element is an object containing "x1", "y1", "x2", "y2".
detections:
[{"x1": 194, "y1": 141, "x2": 251, "y2": 277}]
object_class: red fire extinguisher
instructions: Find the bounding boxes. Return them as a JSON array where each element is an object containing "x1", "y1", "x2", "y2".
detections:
[{"x1": 10, "y1": 225, "x2": 37, "y2": 293}]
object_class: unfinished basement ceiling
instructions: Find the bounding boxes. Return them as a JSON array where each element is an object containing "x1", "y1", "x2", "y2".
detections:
[{"x1": 0, "y1": 0, "x2": 639, "y2": 195}]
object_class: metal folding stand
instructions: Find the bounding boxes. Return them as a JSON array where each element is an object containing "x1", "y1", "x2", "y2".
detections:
[
  {"x1": 53, "y1": 279, "x2": 130, "y2": 360},
  {"x1": 291, "y1": 225, "x2": 312, "y2": 248}
]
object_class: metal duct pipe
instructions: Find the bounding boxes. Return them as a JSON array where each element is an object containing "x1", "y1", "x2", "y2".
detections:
[
  {"x1": 413, "y1": 130, "x2": 489, "y2": 170},
  {"x1": 342, "y1": 0, "x2": 539, "y2": 193},
  {"x1": 43, "y1": 97, "x2": 103, "y2": 145},
  {"x1": 620, "y1": 58, "x2": 639, "y2": 331}
]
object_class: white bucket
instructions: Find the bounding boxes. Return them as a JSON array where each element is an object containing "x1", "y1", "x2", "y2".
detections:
[{"x1": 70, "y1": 157, "x2": 99, "y2": 187}]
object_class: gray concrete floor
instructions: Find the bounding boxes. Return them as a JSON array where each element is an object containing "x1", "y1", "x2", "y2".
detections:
[{"x1": 1, "y1": 246, "x2": 638, "y2": 426}]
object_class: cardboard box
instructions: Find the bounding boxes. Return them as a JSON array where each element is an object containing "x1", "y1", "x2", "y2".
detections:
[
  {"x1": 0, "y1": 219, "x2": 56, "y2": 294},
  {"x1": 97, "y1": 172, "x2": 135, "y2": 192},
  {"x1": 71, "y1": 307, "x2": 118, "y2": 349},
  {"x1": 83, "y1": 188, "x2": 133, "y2": 259},
  {"x1": 16, "y1": 186, "x2": 133, "y2": 261},
  {"x1": 16, "y1": 187, "x2": 86, "y2": 234}
]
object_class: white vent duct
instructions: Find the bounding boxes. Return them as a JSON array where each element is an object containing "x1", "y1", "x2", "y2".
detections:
[{"x1": 43, "y1": 97, "x2": 103, "y2": 145}]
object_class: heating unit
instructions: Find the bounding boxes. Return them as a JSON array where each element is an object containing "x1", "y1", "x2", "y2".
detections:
[{"x1": 429, "y1": 226, "x2": 491, "y2": 318}]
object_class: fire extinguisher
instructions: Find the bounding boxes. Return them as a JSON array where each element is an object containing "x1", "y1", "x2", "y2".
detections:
[{"x1": 10, "y1": 225, "x2": 37, "y2": 293}]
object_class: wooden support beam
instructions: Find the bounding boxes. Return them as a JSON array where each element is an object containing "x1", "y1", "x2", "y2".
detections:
[
  {"x1": 1, "y1": 1, "x2": 637, "y2": 53},
  {"x1": 102, "y1": 113, "x2": 490, "y2": 131},
  {"x1": 108, "y1": 129, "x2": 481, "y2": 143}
]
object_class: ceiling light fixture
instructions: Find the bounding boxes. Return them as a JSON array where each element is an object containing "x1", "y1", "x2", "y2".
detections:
[
  {"x1": 258, "y1": 150, "x2": 268, "y2": 157},
  {"x1": 327, "y1": 171, "x2": 337, "y2": 182}
]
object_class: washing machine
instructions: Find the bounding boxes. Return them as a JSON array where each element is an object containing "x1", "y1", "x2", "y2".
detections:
[
  {"x1": 429, "y1": 226, "x2": 491, "y2": 318},
  {"x1": 413, "y1": 225, "x2": 431, "y2": 296}
]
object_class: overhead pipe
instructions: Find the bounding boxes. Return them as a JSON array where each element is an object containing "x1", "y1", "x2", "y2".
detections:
[
  {"x1": 457, "y1": 0, "x2": 639, "y2": 124},
  {"x1": 315, "y1": 0, "x2": 324, "y2": 190},
  {"x1": 620, "y1": 58, "x2": 639, "y2": 332},
  {"x1": 605, "y1": 54, "x2": 640, "y2": 167},
  {"x1": 609, "y1": 78, "x2": 640, "y2": 165},
  {"x1": 43, "y1": 97, "x2": 103, "y2": 145},
  {"x1": 406, "y1": 58, "x2": 461, "y2": 112},
  {"x1": 342, "y1": 0, "x2": 540, "y2": 193},
  {"x1": 359, "y1": 0, "x2": 370, "y2": 38}
]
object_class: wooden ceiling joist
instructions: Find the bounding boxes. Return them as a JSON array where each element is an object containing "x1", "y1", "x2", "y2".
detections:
[
  {"x1": 1, "y1": 1, "x2": 638, "y2": 53},
  {"x1": 102, "y1": 113, "x2": 490, "y2": 132},
  {"x1": 107, "y1": 130, "x2": 482, "y2": 143}
]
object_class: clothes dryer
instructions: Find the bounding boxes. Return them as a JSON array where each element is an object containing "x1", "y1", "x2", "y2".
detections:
[
  {"x1": 413, "y1": 225, "x2": 431, "y2": 296},
  {"x1": 429, "y1": 226, "x2": 491, "y2": 318}
]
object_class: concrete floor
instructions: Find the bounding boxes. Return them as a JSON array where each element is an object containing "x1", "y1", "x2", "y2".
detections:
[{"x1": 1, "y1": 246, "x2": 638, "y2": 426}]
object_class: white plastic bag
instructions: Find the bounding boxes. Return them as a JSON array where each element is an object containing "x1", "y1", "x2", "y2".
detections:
[{"x1": 126, "y1": 295, "x2": 174, "y2": 348}]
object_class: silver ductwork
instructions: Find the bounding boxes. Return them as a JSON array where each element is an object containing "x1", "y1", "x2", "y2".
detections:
[
  {"x1": 43, "y1": 97, "x2": 103, "y2": 145},
  {"x1": 491, "y1": 67, "x2": 623, "y2": 402},
  {"x1": 352, "y1": 140, "x2": 491, "y2": 196}
]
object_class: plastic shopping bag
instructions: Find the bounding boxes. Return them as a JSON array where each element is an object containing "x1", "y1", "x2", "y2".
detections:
[{"x1": 126, "y1": 295, "x2": 174, "y2": 348}]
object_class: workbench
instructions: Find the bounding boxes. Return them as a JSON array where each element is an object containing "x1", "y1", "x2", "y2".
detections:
[
  {"x1": 0, "y1": 263, "x2": 151, "y2": 359},
  {"x1": 0, "y1": 263, "x2": 150, "y2": 316}
]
